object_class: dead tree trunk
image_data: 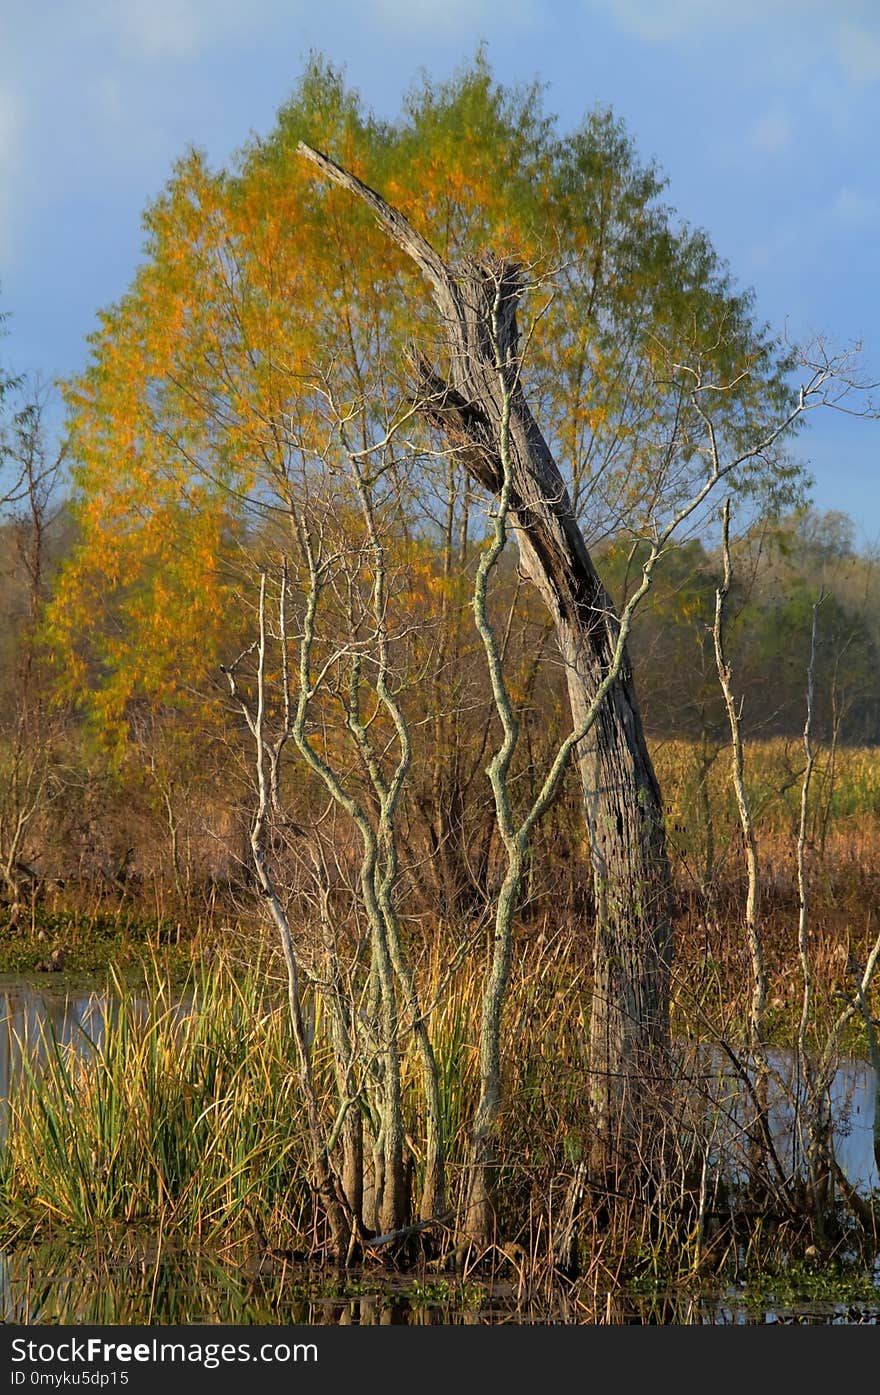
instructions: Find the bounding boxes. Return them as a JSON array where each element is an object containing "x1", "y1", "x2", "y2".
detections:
[{"x1": 298, "y1": 144, "x2": 673, "y2": 1181}]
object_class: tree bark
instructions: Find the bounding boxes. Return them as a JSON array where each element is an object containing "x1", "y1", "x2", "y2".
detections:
[{"x1": 298, "y1": 144, "x2": 673, "y2": 1180}]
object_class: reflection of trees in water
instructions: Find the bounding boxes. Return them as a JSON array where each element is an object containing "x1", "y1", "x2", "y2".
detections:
[
  {"x1": 4, "y1": 989, "x2": 874, "y2": 1193},
  {"x1": 675, "y1": 1043, "x2": 878, "y2": 1197},
  {"x1": 0, "y1": 1242, "x2": 483, "y2": 1324},
  {"x1": 1, "y1": 1241, "x2": 878, "y2": 1324},
  {"x1": 1, "y1": 989, "x2": 878, "y2": 1325},
  {"x1": 1, "y1": 986, "x2": 102, "y2": 1072},
  {"x1": 0, "y1": 1238, "x2": 676, "y2": 1324}
]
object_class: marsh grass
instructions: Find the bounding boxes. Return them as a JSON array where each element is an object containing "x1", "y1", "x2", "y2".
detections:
[
  {"x1": 6, "y1": 903, "x2": 880, "y2": 1266},
  {"x1": 1, "y1": 736, "x2": 878, "y2": 1289},
  {"x1": 1, "y1": 926, "x2": 878, "y2": 1291},
  {"x1": 654, "y1": 738, "x2": 880, "y2": 877},
  {"x1": 0, "y1": 958, "x2": 315, "y2": 1243}
]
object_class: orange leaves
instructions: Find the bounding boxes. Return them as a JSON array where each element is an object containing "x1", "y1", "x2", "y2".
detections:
[{"x1": 46, "y1": 55, "x2": 792, "y2": 771}]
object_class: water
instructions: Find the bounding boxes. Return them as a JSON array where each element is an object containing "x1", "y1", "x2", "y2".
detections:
[
  {"x1": 1, "y1": 982, "x2": 878, "y2": 1325},
  {"x1": 2, "y1": 1240, "x2": 878, "y2": 1324},
  {"x1": 0, "y1": 983, "x2": 108, "y2": 1093},
  {"x1": 675, "y1": 1042, "x2": 880, "y2": 1196}
]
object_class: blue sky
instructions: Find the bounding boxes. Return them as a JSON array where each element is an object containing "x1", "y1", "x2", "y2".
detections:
[{"x1": 1, "y1": 1, "x2": 878, "y2": 541}]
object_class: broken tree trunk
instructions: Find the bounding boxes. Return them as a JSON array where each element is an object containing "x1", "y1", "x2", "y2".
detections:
[{"x1": 298, "y1": 143, "x2": 673, "y2": 1190}]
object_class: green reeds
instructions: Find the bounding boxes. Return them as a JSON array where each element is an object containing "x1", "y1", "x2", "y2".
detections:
[
  {"x1": 2, "y1": 900, "x2": 876, "y2": 1279},
  {"x1": 653, "y1": 737, "x2": 880, "y2": 861},
  {"x1": 0, "y1": 958, "x2": 315, "y2": 1243}
]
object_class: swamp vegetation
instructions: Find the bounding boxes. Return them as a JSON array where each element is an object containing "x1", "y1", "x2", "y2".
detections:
[{"x1": 1, "y1": 58, "x2": 879, "y2": 1321}]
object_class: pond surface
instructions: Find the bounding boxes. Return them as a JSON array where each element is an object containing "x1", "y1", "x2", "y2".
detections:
[
  {"x1": 2, "y1": 1238, "x2": 879, "y2": 1324},
  {"x1": 677, "y1": 1041, "x2": 879, "y2": 1197},
  {"x1": 2, "y1": 981, "x2": 879, "y2": 1325},
  {"x1": 1, "y1": 982, "x2": 108, "y2": 1084}
]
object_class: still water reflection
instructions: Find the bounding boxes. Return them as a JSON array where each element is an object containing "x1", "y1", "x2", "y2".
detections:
[
  {"x1": 1, "y1": 982, "x2": 878, "y2": 1325},
  {"x1": 2, "y1": 1240, "x2": 878, "y2": 1325}
]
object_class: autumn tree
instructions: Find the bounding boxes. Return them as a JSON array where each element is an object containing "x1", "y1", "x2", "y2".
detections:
[
  {"x1": 50, "y1": 57, "x2": 797, "y2": 855},
  {"x1": 293, "y1": 142, "x2": 847, "y2": 1246},
  {"x1": 47, "y1": 57, "x2": 813, "y2": 1230}
]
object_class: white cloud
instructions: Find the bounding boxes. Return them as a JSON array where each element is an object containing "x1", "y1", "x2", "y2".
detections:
[
  {"x1": 750, "y1": 107, "x2": 793, "y2": 154},
  {"x1": 368, "y1": 0, "x2": 537, "y2": 39},
  {"x1": 590, "y1": 0, "x2": 745, "y2": 42},
  {"x1": 836, "y1": 21, "x2": 880, "y2": 83},
  {"x1": 587, "y1": 0, "x2": 880, "y2": 85},
  {"x1": 0, "y1": 84, "x2": 23, "y2": 263},
  {"x1": 832, "y1": 185, "x2": 880, "y2": 227},
  {"x1": 365, "y1": 0, "x2": 538, "y2": 39},
  {"x1": 97, "y1": 0, "x2": 296, "y2": 61}
]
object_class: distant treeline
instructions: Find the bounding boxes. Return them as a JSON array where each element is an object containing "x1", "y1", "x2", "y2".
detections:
[
  {"x1": 599, "y1": 508, "x2": 880, "y2": 747},
  {"x1": 0, "y1": 482, "x2": 877, "y2": 910}
]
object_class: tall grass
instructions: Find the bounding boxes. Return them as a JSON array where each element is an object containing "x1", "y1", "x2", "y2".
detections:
[
  {"x1": 2, "y1": 738, "x2": 879, "y2": 1277},
  {"x1": 1, "y1": 959, "x2": 315, "y2": 1242},
  {"x1": 653, "y1": 737, "x2": 880, "y2": 869},
  {"x1": 0, "y1": 949, "x2": 486, "y2": 1252}
]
